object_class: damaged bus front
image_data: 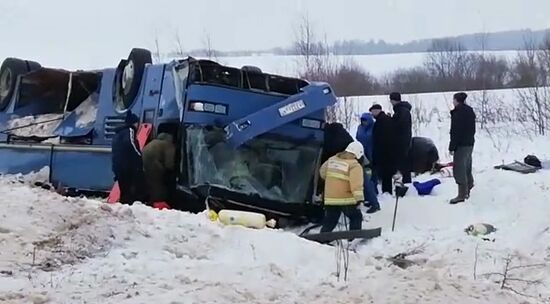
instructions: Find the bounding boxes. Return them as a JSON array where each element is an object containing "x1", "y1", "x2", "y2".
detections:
[{"x1": 173, "y1": 59, "x2": 337, "y2": 222}]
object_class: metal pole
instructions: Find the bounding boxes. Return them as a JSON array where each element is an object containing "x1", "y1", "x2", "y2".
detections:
[{"x1": 391, "y1": 194, "x2": 399, "y2": 232}]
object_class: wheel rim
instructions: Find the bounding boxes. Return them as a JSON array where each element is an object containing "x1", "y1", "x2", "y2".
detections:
[
  {"x1": 0, "y1": 69, "x2": 12, "y2": 100},
  {"x1": 122, "y1": 60, "x2": 135, "y2": 95}
]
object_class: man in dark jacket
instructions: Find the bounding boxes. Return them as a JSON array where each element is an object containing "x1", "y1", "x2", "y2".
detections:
[
  {"x1": 389, "y1": 92, "x2": 413, "y2": 184},
  {"x1": 370, "y1": 104, "x2": 396, "y2": 194},
  {"x1": 321, "y1": 123, "x2": 354, "y2": 164},
  {"x1": 318, "y1": 123, "x2": 354, "y2": 197},
  {"x1": 142, "y1": 133, "x2": 176, "y2": 209},
  {"x1": 111, "y1": 111, "x2": 147, "y2": 204},
  {"x1": 449, "y1": 92, "x2": 476, "y2": 204}
]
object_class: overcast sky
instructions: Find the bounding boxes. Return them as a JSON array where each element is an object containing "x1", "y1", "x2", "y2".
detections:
[{"x1": 1, "y1": 0, "x2": 549, "y2": 68}]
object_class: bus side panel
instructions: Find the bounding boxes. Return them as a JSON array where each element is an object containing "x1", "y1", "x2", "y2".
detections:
[
  {"x1": 0, "y1": 146, "x2": 52, "y2": 175},
  {"x1": 51, "y1": 149, "x2": 113, "y2": 191}
]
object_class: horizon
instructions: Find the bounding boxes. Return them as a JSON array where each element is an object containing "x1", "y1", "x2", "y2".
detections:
[{"x1": 1, "y1": 0, "x2": 550, "y2": 68}]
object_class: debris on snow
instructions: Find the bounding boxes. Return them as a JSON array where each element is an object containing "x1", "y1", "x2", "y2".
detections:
[{"x1": 465, "y1": 223, "x2": 497, "y2": 236}]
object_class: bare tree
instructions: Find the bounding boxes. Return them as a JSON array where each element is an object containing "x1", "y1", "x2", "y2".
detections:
[
  {"x1": 202, "y1": 30, "x2": 216, "y2": 60},
  {"x1": 424, "y1": 38, "x2": 474, "y2": 91},
  {"x1": 478, "y1": 32, "x2": 490, "y2": 129},
  {"x1": 513, "y1": 36, "x2": 548, "y2": 135},
  {"x1": 174, "y1": 30, "x2": 186, "y2": 57},
  {"x1": 153, "y1": 35, "x2": 162, "y2": 63},
  {"x1": 294, "y1": 14, "x2": 316, "y2": 75}
]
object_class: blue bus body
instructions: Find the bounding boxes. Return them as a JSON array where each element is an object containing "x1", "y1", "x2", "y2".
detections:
[{"x1": 0, "y1": 53, "x2": 337, "y2": 222}]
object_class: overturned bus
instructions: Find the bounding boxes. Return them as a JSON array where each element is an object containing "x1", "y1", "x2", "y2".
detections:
[{"x1": 0, "y1": 49, "x2": 337, "y2": 224}]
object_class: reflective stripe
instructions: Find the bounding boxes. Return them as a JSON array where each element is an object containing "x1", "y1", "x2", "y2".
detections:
[
  {"x1": 326, "y1": 172, "x2": 349, "y2": 181},
  {"x1": 324, "y1": 197, "x2": 356, "y2": 206},
  {"x1": 353, "y1": 191, "x2": 365, "y2": 201},
  {"x1": 129, "y1": 128, "x2": 141, "y2": 156}
]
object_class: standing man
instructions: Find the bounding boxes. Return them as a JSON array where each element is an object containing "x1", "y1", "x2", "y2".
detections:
[
  {"x1": 111, "y1": 111, "x2": 147, "y2": 204},
  {"x1": 319, "y1": 141, "x2": 365, "y2": 233},
  {"x1": 370, "y1": 104, "x2": 396, "y2": 194},
  {"x1": 142, "y1": 132, "x2": 176, "y2": 210},
  {"x1": 449, "y1": 92, "x2": 476, "y2": 204},
  {"x1": 317, "y1": 122, "x2": 355, "y2": 196},
  {"x1": 356, "y1": 112, "x2": 380, "y2": 213},
  {"x1": 389, "y1": 92, "x2": 412, "y2": 184}
]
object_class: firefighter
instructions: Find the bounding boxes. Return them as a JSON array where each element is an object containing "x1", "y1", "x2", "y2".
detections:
[
  {"x1": 111, "y1": 111, "x2": 147, "y2": 204},
  {"x1": 142, "y1": 132, "x2": 176, "y2": 210},
  {"x1": 319, "y1": 141, "x2": 365, "y2": 233}
]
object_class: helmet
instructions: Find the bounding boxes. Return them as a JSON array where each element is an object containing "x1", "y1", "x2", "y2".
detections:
[{"x1": 345, "y1": 141, "x2": 364, "y2": 159}]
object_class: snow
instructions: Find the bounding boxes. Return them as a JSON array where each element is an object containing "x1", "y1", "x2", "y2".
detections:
[
  {"x1": 6, "y1": 114, "x2": 63, "y2": 138},
  {"x1": 1, "y1": 88, "x2": 550, "y2": 303},
  {"x1": 75, "y1": 93, "x2": 99, "y2": 128}
]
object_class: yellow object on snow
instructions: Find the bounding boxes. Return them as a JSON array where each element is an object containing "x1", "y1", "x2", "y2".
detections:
[
  {"x1": 207, "y1": 210, "x2": 219, "y2": 222},
  {"x1": 217, "y1": 210, "x2": 276, "y2": 229}
]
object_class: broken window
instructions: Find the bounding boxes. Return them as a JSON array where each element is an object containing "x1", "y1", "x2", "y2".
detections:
[
  {"x1": 185, "y1": 126, "x2": 320, "y2": 203},
  {"x1": 6, "y1": 69, "x2": 101, "y2": 139}
]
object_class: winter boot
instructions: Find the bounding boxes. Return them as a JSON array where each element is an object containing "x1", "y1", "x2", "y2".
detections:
[
  {"x1": 466, "y1": 184, "x2": 474, "y2": 199},
  {"x1": 366, "y1": 205, "x2": 381, "y2": 214},
  {"x1": 450, "y1": 185, "x2": 468, "y2": 205}
]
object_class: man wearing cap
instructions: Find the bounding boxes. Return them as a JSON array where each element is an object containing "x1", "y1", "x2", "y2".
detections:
[
  {"x1": 111, "y1": 111, "x2": 147, "y2": 204},
  {"x1": 370, "y1": 104, "x2": 397, "y2": 194},
  {"x1": 319, "y1": 141, "x2": 365, "y2": 233},
  {"x1": 449, "y1": 92, "x2": 476, "y2": 204},
  {"x1": 389, "y1": 92, "x2": 413, "y2": 184}
]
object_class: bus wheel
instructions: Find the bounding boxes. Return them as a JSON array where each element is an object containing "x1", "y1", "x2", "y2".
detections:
[
  {"x1": 117, "y1": 48, "x2": 152, "y2": 109},
  {"x1": 26, "y1": 60, "x2": 42, "y2": 72},
  {"x1": 0, "y1": 58, "x2": 29, "y2": 111}
]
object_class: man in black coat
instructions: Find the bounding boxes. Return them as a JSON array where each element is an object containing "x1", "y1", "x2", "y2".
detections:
[
  {"x1": 111, "y1": 111, "x2": 147, "y2": 204},
  {"x1": 321, "y1": 122, "x2": 354, "y2": 164},
  {"x1": 370, "y1": 104, "x2": 396, "y2": 194},
  {"x1": 317, "y1": 123, "x2": 354, "y2": 195},
  {"x1": 449, "y1": 92, "x2": 476, "y2": 204},
  {"x1": 389, "y1": 92, "x2": 413, "y2": 184}
]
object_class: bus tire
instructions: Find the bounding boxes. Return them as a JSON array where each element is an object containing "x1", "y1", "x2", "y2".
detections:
[
  {"x1": 0, "y1": 58, "x2": 28, "y2": 111},
  {"x1": 26, "y1": 60, "x2": 42, "y2": 72},
  {"x1": 118, "y1": 48, "x2": 152, "y2": 109}
]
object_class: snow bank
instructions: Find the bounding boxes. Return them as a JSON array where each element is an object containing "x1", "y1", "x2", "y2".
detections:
[
  {"x1": 1, "y1": 88, "x2": 550, "y2": 303},
  {"x1": 1, "y1": 166, "x2": 549, "y2": 303}
]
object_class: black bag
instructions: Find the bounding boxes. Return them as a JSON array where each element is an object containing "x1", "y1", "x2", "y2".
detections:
[{"x1": 524, "y1": 155, "x2": 542, "y2": 168}]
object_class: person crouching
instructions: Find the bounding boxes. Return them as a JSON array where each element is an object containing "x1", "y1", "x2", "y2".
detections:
[{"x1": 319, "y1": 141, "x2": 365, "y2": 233}]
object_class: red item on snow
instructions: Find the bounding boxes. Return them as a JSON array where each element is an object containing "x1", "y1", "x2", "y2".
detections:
[{"x1": 153, "y1": 201, "x2": 171, "y2": 210}]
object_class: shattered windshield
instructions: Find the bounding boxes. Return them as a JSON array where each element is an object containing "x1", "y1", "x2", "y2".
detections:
[{"x1": 185, "y1": 126, "x2": 320, "y2": 203}]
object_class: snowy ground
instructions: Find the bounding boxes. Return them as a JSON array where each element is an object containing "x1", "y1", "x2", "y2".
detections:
[{"x1": 1, "y1": 89, "x2": 550, "y2": 303}]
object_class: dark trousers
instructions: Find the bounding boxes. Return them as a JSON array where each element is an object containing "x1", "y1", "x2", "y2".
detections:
[
  {"x1": 321, "y1": 205, "x2": 363, "y2": 233},
  {"x1": 363, "y1": 172, "x2": 380, "y2": 208},
  {"x1": 116, "y1": 170, "x2": 147, "y2": 205},
  {"x1": 453, "y1": 146, "x2": 474, "y2": 187},
  {"x1": 378, "y1": 165, "x2": 396, "y2": 194},
  {"x1": 396, "y1": 149, "x2": 412, "y2": 184}
]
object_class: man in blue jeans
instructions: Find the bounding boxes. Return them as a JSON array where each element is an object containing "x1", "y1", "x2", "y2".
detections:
[{"x1": 356, "y1": 112, "x2": 381, "y2": 213}]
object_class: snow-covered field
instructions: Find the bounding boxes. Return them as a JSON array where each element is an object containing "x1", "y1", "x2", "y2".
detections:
[{"x1": 1, "y1": 89, "x2": 550, "y2": 303}]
